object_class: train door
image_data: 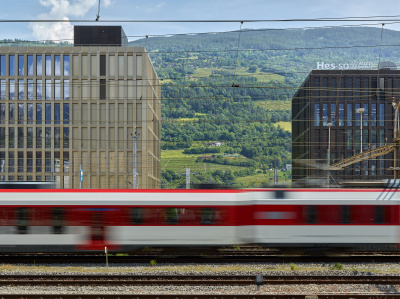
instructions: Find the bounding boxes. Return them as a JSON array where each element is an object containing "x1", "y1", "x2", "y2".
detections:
[{"x1": 91, "y1": 212, "x2": 105, "y2": 243}]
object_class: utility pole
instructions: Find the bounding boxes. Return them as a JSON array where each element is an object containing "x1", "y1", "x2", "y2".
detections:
[{"x1": 131, "y1": 129, "x2": 139, "y2": 189}]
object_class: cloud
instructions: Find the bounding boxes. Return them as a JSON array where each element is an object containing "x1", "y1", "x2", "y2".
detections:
[{"x1": 30, "y1": 0, "x2": 108, "y2": 42}]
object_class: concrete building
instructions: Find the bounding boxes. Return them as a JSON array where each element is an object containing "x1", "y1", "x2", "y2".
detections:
[
  {"x1": 292, "y1": 67, "x2": 399, "y2": 184},
  {"x1": 0, "y1": 26, "x2": 161, "y2": 188}
]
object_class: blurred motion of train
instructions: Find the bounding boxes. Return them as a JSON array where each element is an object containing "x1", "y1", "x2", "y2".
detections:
[{"x1": 0, "y1": 187, "x2": 398, "y2": 252}]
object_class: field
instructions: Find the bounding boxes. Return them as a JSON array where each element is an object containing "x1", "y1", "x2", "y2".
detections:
[{"x1": 273, "y1": 121, "x2": 291, "y2": 132}]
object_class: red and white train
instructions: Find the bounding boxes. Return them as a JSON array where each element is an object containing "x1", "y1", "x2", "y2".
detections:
[{"x1": 0, "y1": 188, "x2": 398, "y2": 252}]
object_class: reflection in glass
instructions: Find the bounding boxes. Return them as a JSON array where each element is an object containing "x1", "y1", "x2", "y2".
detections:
[
  {"x1": 63, "y1": 80, "x2": 69, "y2": 99},
  {"x1": 36, "y1": 79, "x2": 42, "y2": 100},
  {"x1": 9, "y1": 103, "x2": 14, "y2": 124},
  {"x1": 45, "y1": 103, "x2": 51, "y2": 124},
  {"x1": 54, "y1": 103, "x2": 60, "y2": 124},
  {"x1": 331, "y1": 103, "x2": 336, "y2": 126},
  {"x1": 36, "y1": 152, "x2": 42, "y2": 172},
  {"x1": 0, "y1": 128, "x2": 4, "y2": 148},
  {"x1": 18, "y1": 152, "x2": 23, "y2": 172},
  {"x1": 45, "y1": 128, "x2": 51, "y2": 148},
  {"x1": 64, "y1": 56, "x2": 70, "y2": 76},
  {"x1": 0, "y1": 104, "x2": 5, "y2": 124},
  {"x1": 9, "y1": 55, "x2": 15, "y2": 76},
  {"x1": 27, "y1": 79, "x2": 33, "y2": 100},
  {"x1": 63, "y1": 103, "x2": 69, "y2": 124},
  {"x1": 37, "y1": 56, "x2": 42, "y2": 76},
  {"x1": 9, "y1": 127, "x2": 14, "y2": 148},
  {"x1": 0, "y1": 55, "x2": 5, "y2": 76},
  {"x1": 9, "y1": 79, "x2": 15, "y2": 100},
  {"x1": 63, "y1": 127, "x2": 69, "y2": 148},
  {"x1": 18, "y1": 128, "x2": 23, "y2": 148},
  {"x1": 54, "y1": 128, "x2": 60, "y2": 148},
  {"x1": 322, "y1": 103, "x2": 328, "y2": 126},
  {"x1": 36, "y1": 103, "x2": 42, "y2": 125},
  {"x1": 54, "y1": 55, "x2": 60, "y2": 76},
  {"x1": 55, "y1": 79, "x2": 60, "y2": 100},
  {"x1": 45, "y1": 55, "x2": 51, "y2": 76},
  {"x1": 36, "y1": 128, "x2": 42, "y2": 148},
  {"x1": 27, "y1": 152, "x2": 33, "y2": 172},
  {"x1": 45, "y1": 79, "x2": 51, "y2": 100},
  {"x1": 8, "y1": 152, "x2": 14, "y2": 173},
  {"x1": 0, "y1": 80, "x2": 5, "y2": 100},
  {"x1": 18, "y1": 79, "x2": 24, "y2": 100},
  {"x1": 27, "y1": 55, "x2": 33, "y2": 76},
  {"x1": 18, "y1": 55, "x2": 24, "y2": 76},
  {"x1": 27, "y1": 103, "x2": 33, "y2": 124},
  {"x1": 18, "y1": 103, "x2": 24, "y2": 124},
  {"x1": 371, "y1": 104, "x2": 377, "y2": 126},
  {"x1": 45, "y1": 152, "x2": 51, "y2": 172},
  {"x1": 339, "y1": 104, "x2": 344, "y2": 126},
  {"x1": 355, "y1": 103, "x2": 361, "y2": 126},
  {"x1": 380, "y1": 103, "x2": 385, "y2": 126},
  {"x1": 347, "y1": 103, "x2": 352, "y2": 126},
  {"x1": 363, "y1": 104, "x2": 368, "y2": 127}
]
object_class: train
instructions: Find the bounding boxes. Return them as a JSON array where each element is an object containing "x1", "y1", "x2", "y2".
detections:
[{"x1": 0, "y1": 188, "x2": 398, "y2": 252}]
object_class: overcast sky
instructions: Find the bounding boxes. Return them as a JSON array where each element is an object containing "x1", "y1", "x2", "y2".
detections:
[{"x1": 2, "y1": 0, "x2": 400, "y2": 42}]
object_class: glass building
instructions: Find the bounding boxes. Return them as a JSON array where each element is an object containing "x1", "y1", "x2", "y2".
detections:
[
  {"x1": 0, "y1": 26, "x2": 161, "y2": 188},
  {"x1": 292, "y1": 68, "x2": 398, "y2": 184}
]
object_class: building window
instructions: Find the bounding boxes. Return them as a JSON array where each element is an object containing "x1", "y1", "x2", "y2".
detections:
[
  {"x1": 346, "y1": 129, "x2": 353, "y2": 150},
  {"x1": 371, "y1": 104, "x2": 377, "y2": 126},
  {"x1": 63, "y1": 104, "x2": 69, "y2": 124},
  {"x1": 63, "y1": 128, "x2": 69, "y2": 148},
  {"x1": 322, "y1": 103, "x2": 328, "y2": 126},
  {"x1": 313, "y1": 77, "x2": 320, "y2": 97},
  {"x1": 346, "y1": 77, "x2": 352, "y2": 97},
  {"x1": 37, "y1": 56, "x2": 42, "y2": 76},
  {"x1": 363, "y1": 77, "x2": 369, "y2": 100},
  {"x1": 27, "y1": 152, "x2": 33, "y2": 173},
  {"x1": 54, "y1": 103, "x2": 60, "y2": 124},
  {"x1": 9, "y1": 103, "x2": 14, "y2": 124},
  {"x1": 322, "y1": 77, "x2": 328, "y2": 100},
  {"x1": 17, "y1": 152, "x2": 23, "y2": 172},
  {"x1": 63, "y1": 56, "x2": 70, "y2": 76},
  {"x1": 63, "y1": 152, "x2": 69, "y2": 173},
  {"x1": 54, "y1": 55, "x2": 60, "y2": 76},
  {"x1": 339, "y1": 104, "x2": 344, "y2": 126},
  {"x1": 0, "y1": 103, "x2": 5, "y2": 124},
  {"x1": 330, "y1": 77, "x2": 336, "y2": 99},
  {"x1": 0, "y1": 152, "x2": 5, "y2": 173},
  {"x1": 363, "y1": 104, "x2": 368, "y2": 127},
  {"x1": 354, "y1": 77, "x2": 361, "y2": 98},
  {"x1": 27, "y1": 127, "x2": 33, "y2": 148},
  {"x1": 0, "y1": 80, "x2": 5, "y2": 100},
  {"x1": 18, "y1": 55, "x2": 24, "y2": 76},
  {"x1": 330, "y1": 103, "x2": 336, "y2": 126},
  {"x1": 379, "y1": 103, "x2": 385, "y2": 126},
  {"x1": 18, "y1": 103, "x2": 24, "y2": 124},
  {"x1": 54, "y1": 128, "x2": 60, "y2": 148},
  {"x1": 55, "y1": 80, "x2": 60, "y2": 100},
  {"x1": 355, "y1": 103, "x2": 361, "y2": 126},
  {"x1": 36, "y1": 128, "x2": 42, "y2": 148},
  {"x1": 0, "y1": 128, "x2": 4, "y2": 148},
  {"x1": 45, "y1": 55, "x2": 51, "y2": 76},
  {"x1": 45, "y1": 151, "x2": 51, "y2": 172},
  {"x1": 27, "y1": 103, "x2": 33, "y2": 124},
  {"x1": 9, "y1": 127, "x2": 14, "y2": 148},
  {"x1": 100, "y1": 79, "x2": 106, "y2": 99},
  {"x1": 18, "y1": 127, "x2": 23, "y2": 148},
  {"x1": 45, "y1": 79, "x2": 51, "y2": 100},
  {"x1": 27, "y1": 80, "x2": 33, "y2": 100},
  {"x1": 0, "y1": 55, "x2": 5, "y2": 76},
  {"x1": 36, "y1": 80, "x2": 42, "y2": 100},
  {"x1": 9, "y1": 55, "x2": 15, "y2": 76},
  {"x1": 45, "y1": 127, "x2": 51, "y2": 148},
  {"x1": 371, "y1": 129, "x2": 377, "y2": 149},
  {"x1": 18, "y1": 79, "x2": 24, "y2": 100},
  {"x1": 36, "y1": 152, "x2": 42, "y2": 172},
  {"x1": 314, "y1": 104, "x2": 320, "y2": 126},
  {"x1": 8, "y1": 152, "x2": 14, "y2": 173},
  {"x1": 54, "y1": 152, "x2": 60, "y2": 173},
  {"x1": 45, "y1": 103, "x2": 51, "y2": 125},
  {"x1": 9, "y1": 80, "x2": 15, "y2": 100},
  {"x1": 36, "y1": 103, "x2": 42, "y2": 125},
  {"x1": 27, "y1": 55, "x2": 33, "y2": 76},
  {"x1": 63, "y1": 80, "x2": 69, "y2": 100}
]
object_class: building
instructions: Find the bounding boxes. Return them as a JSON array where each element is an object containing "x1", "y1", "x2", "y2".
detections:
[
  {"x1": 292, "y1": 67, "x2": 399, "y2": 184},
  {"x1": 0, "y1": 26, "x2": 161, "y2": 189}
]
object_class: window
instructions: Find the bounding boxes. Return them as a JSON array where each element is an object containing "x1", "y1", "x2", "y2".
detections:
[
  {"x1": 45, "y1": 55, "x2": 51, "y2": 76},
  {"x1": 346, "y1": 129, "x2": 353, "y2": 150},
  {"x1": 100, "y1": 55, "x2": 106, "y2": 76},
  {"x1": 45, "y1": 103, "x2": 51, "y2": 124},
  {"x1": 55, "y1": 79, "x2": 60, "y2": 100},
  {"x1": 37, "y1": 56, "x2": 42, "y2": 76},
  {"x1": 0, "y1": 55, "x2": 5, "y2": 76},
  {"x1": 339, "y1": 104, "x2": 344, "y2": 126},
  {"x1": 363, "y1": 104, "x2": 368, "y2": 127},
  {"x1": 45, "y1": 79, "x2": 51, "y2": 100},
  {"x1": 27, "y1": 152, "x2": 33, "y2": 173},
  {"x1": 18, "y1": 128, "x2": 23, "y2": 148},
  {"x1": 379, "y1": 103, "x2": 385, "y2": 126},
  {"x1": 330, "y1": 77, "x2": 336, "y2": 99},
  {"x1": 9, "y1": 55, "x2": 15, "y2": 76},
  {"x1": 130, "y1": 207, "x2": 144, "y2": 225},
  {"x1": 45, "y1": 128, "x2": 51, "y2": 148},
  {"x1": 313, "y1": 77, "x2": 320, "y2": 97},
  {"x1": 27, "y1": 127, "x2": 33, "y2": 148},
  {"x1": 100, "y1": 79, "x2": 106, "y2": 99},
  {"x1": 201, "y1": 208, "x2": 213, "y2": 225},
  {"x1": 18, "y1": 152, "x2": 23, "y2": 172},
  {"x1": 8, "y1": 152, "x2": 14, "y2": 172},
  {"x1": 0, "y1": 104, "x2": 4, "y2": 124},
  {"x1": 54, "y1": 55, "x2": 60, "y2": 76},
  {"x1": 322, "y1": 103, "x2": 328, "y2": 126},
  {"x1": 63, "y1": 56, "x2": 70, "y2": 76},
  {"x1": 63, "y1": 104, "x2": 69, "y2": 124},
  {"x1": 322, "y1": 77, "x2": 328, "y2": 100},
  {"x1": 52, "y1": 207, "x2": 64, "y2": 234},
  {"x1": 18, "y1": 103, "x2": 24, "y2": 124},
  {"x1": 63, "y1": 128, "x2": 69, "y2": 148},
  {"x1": 165, "y1": 208, "x2": 179, "y2": 225},
  {"x1": 63, "y1": 80, "x2": 69, "y2": 100},
  {"x1": 0, "y1": 152, "x2": 4, "y2": 173},
  {"x1": 36, "y1": 79, "x2": 42, "y2": 100},
  {"x1": 36, "y1": 151, "x2": 42, "y2": 172},
  {"x1": 27, "y1": 103, "x2": 33, "y2": 124},
  {"x1": 363, "y1": 77, "x2": 369, "y2": 100},
  {"x1": 9, "y1": 103, "x2": 14, "y2": 124},
  {"x1": 9, "y1": 80, "x2": 15, "y2": 100},
  {"x1": 304, "y1": 205, "x2": 317, "y2": 224},
  {"x1": 45, "y1": 152, "x2": 51, "y2": 172},
  {"x1": 341, "y1": 206, "x2": 351, "y2": 223},
  {"x1": 27, "y1": 55, "x2": 33, "y2": 76},
  {"x1": 0, "y1": 128, "x2": 4, "y2": 148},
  {"x1": 346, "y1": 77, "x2": 352, "y2": 97},
  {"x1": 314, "y1": 104, "x2": 320, "y2": 126},
  {"x1": 355, "y1": 104, "x2": 361, "y2": 126},
  {"x1": 331, "y1": 104, "x2": 336, "y2": 126},
  {"x1": 54, "y1": 103, "x2": 60, "y2": 124},
  {"x1": 18, "y1": 55, "x2": 24, "y2": 76},
  {"x1": 375, "y1": 206, "x2": 385, "y2": 224},
  {"x1": 54, "y1": 128, "x2": 60, "y2": 148},
  {"x1": 16, "y1": 207, "x2": 28, "y2": 234},
  {"x1": 18, "y1": 79, "x2": 24, "y2": 100},
  {"x1": 9, "y1": 127, "x2": 14, "y2": 148},
  {"x1": 371, "y1": 104, "x2": 377, "y2": 126},
  {"x1": 36, "y1": 103, "x2": 42, "y2": 125},
  {"x1": 0, "y1": 80, "x2": 5, "y2": 100},
  {"x1": 27, "y1": 79, "x2": 33, "y2": 100}
]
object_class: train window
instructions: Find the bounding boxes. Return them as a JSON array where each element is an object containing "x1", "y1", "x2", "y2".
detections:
[
  {"x1": 52, "y1": 207, "x2": 64, "y2": 234},
  {"x1": 375, "y1": 206, "x2": 385, "y2": 224},
  {"x1": 131, "y1": 207, "x2": 144, "y2": 225},
  {"x1": 304, "y1": 205, "x2": 317, "y2": 224},
  {"x1": 165, "y1": 208, "x2": 179, "y2": 225},
  {"x1": 201, "y1": 208, "x2": 213, "y2": 225},
  {"x1": 341, "y1": 205, "x2": 351, "y2": 224},
  {"x1": 16, "y1": 207, "x2": 28, "y2": 234}
]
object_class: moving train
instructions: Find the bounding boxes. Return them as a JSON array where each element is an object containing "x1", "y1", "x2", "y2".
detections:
[{"x1": 0, "y1": 188, "x2": 398, "y2": 252}]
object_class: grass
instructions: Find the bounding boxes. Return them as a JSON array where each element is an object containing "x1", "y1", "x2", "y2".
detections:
[
  {"x1": 273, "y1": 121, "x2": 292, "y2": 132},
  {"x1": 235, "y1": 172, "x2": 290, "y2": 186}
]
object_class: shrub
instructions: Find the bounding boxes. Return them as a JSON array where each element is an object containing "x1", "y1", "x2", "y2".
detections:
[
  {"x1": 332, "y1": 263, "x2": 343, "y2": 270},
  {"x1": 290, "y1": 263, "x2": 296, "y2": 271},
  {"x1": 150, "y1": 260, "x2": 157, "y2": 267}
]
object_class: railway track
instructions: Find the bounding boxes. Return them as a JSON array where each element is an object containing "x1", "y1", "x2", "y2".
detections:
[{"x1": 1, "y1": 274, "x2": 400, "y2": 286}]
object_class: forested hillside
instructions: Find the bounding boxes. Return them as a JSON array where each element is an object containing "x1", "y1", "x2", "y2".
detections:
[{"x1": 128, "y1": 26, "x2": 400, "y2": 188}]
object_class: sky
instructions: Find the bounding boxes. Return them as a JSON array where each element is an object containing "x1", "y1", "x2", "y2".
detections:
[{"x1": 1, "y1": 0, "x2": 400, "y2": 42}]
